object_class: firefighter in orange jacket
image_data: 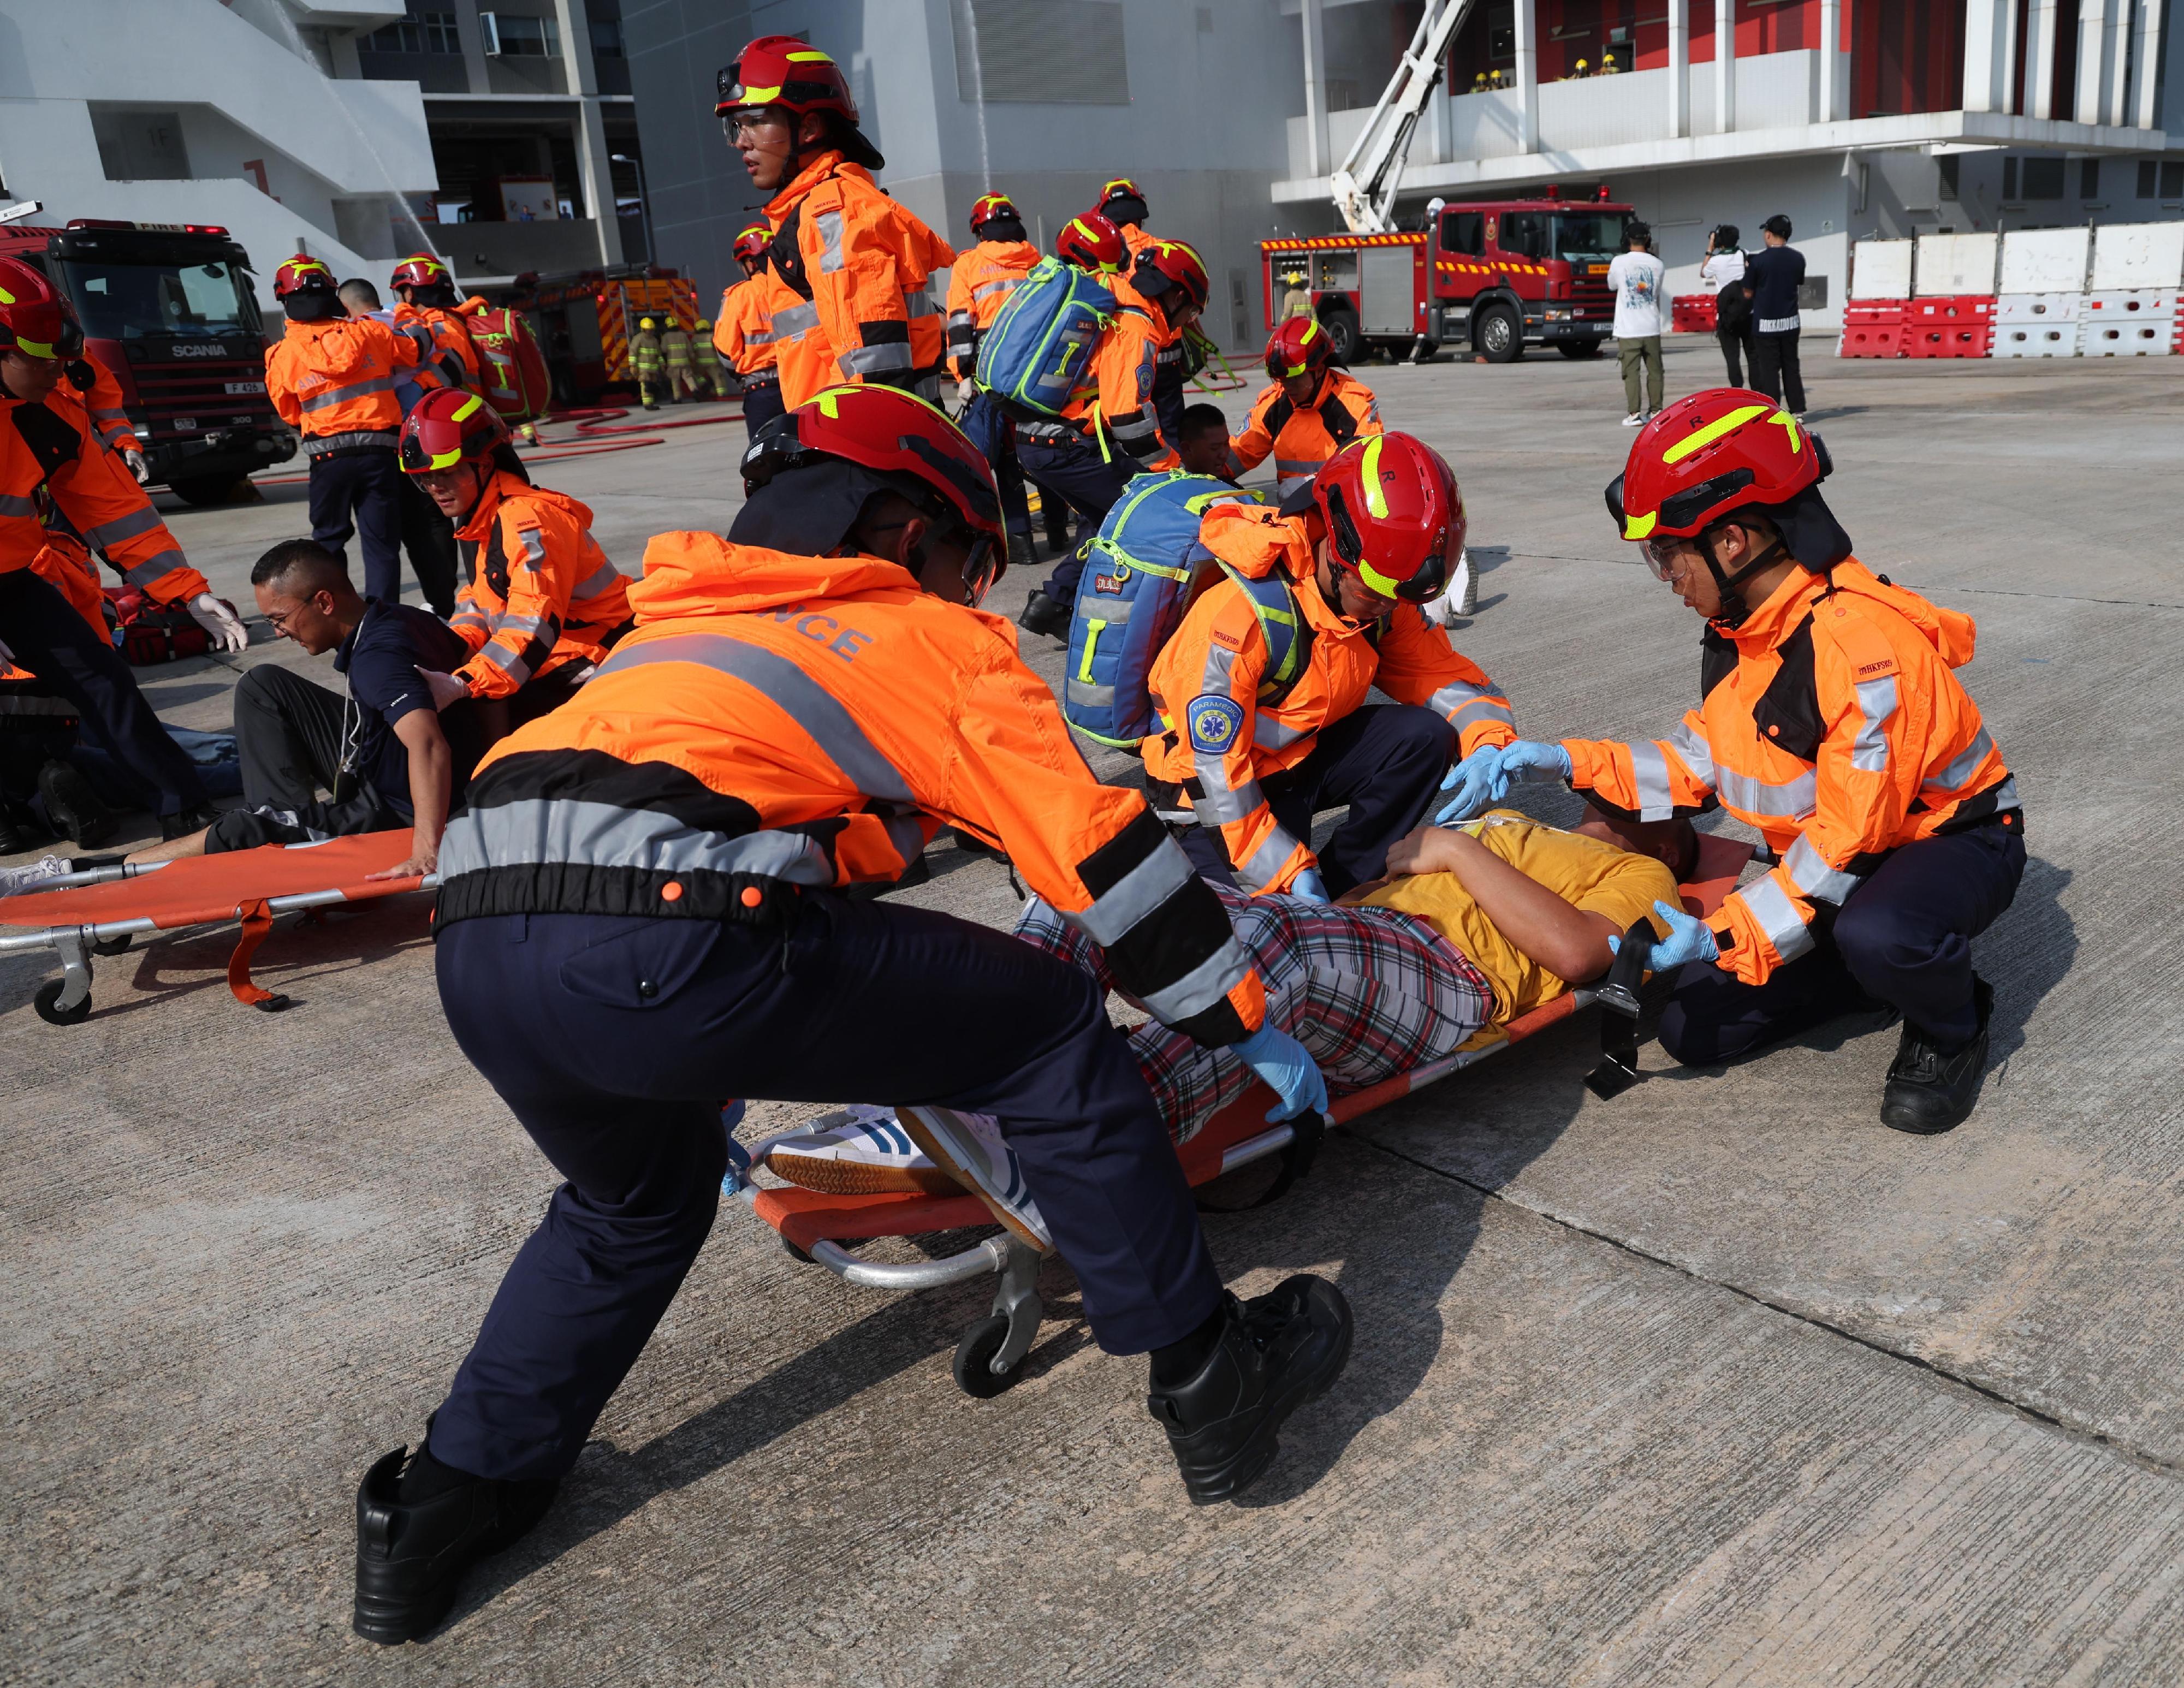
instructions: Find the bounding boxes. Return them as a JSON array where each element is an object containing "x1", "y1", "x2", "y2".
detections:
[
  {"x1": 388, "y1": 252, "x2": 482, "y2": 615},
  {"x1": 399, "y1": 389, "x2": 632, "y2": 729},
  {"x1": 264, "y1": 257, "x2": 422, "y2": 610},
  {"x1": 946, "y1": 191, "x2": 1041, "y2": 566},
  {"x1": 1472, "y1": 391, "x2": 2023, "y2": 1133},
  {"x1": 1230, "y1": 316, "x2": 1382, "y2": 495},
  {"x1": 715, "y1": 35, "x2": 954, "y2": 407},
  {"x1": 79, "y1": 348, "x2": 145, "y2": 480},
  {"x1": 349, "y1": 385, "x2": 1352, "y2": 1644},
  {"x1": 1096, "y1": 177, "x2": 1194, "y2": 452},
  {"x1": 1144, "y1": 433, "x2": 1516, "y2": 900},
  {"x1": 1016, "y1": 219, "x2": 1199, "y2": 638},
  {"x1": 0, "y1": 258, "x2": 241, "y2": 835},
  {"x1": 715, "y1": 221, "x2": 784, "y2": 438}
]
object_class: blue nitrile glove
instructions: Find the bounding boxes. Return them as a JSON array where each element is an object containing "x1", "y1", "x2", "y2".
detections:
[
  {"x1": 1233, "y1": 1023, "x2": 1331, "y2": 1124},
  {"x1": 1433, "y1": 743, "x2": 1506, "y2": 825},
  {"x1": 1289, "y1": 867, "x2": 1330, "y2": 904},
  {"x1": 1491, "y1": 739, "x2": 1574, "y2": 788},
  {"x1": 1607, "y1": 899, "x2": 1722, "y2": 971}
]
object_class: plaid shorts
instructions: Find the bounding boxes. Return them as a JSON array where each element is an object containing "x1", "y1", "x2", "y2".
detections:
[{"x1": 1014, "y1": 884, "x2": 1494, "y2": 1145}]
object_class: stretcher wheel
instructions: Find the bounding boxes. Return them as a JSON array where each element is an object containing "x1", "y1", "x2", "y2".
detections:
[
  {"x1": 780, "y1": 1234, "x2": 814, "y2": 1264},
  {"x1": 952, "y1": 1314, "x2": 1022, "y2": 1399},
  {"x1": 91, "y1": 934, "x2": 132, "y2": 956},
  {"x1": 33, "y1": 980, "x2": 91, "y2": 1026}
]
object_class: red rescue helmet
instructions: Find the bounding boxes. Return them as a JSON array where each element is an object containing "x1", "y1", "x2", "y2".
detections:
[
  {"x1": 1265, "y1": 315, "x2": 1333, "y2": 383},
  {"x1": 0, "y1": 258, "x2": 85, "y2": 360},
  {"x1": 738, "y1": 385, "x2": 1004, "y2": 604},
  {"x1": 272, "y1": 255, "x2": 337, "y2": 298},
  {"x1": 1096, "y1": 177, "x2": 1149, "y2": 222},
  {"x1": 1055, "y1": 212, "x2": 1126, "y2": 276},
  {"x1": 1303, "y1": 432, "x2": 1465, "y2": 605},
  {"x1": 399, "y1": 388, "x2": 509, "y2": 475},
  {"x1": 389, "y1": 252, "x2": 453, "y2": 291},
  {"x1": 1131, "y1": 240, "x2": 1210, "y2": 316},
  {"x1": 715, "y1": 35, "x2": 882, "y2": 169},
  {"x1": 969, "y1": 192, "x2": 1020, "y2": 233},
  {"x1": 733, "y1": 221, "x2": 772, "y2": 264}
]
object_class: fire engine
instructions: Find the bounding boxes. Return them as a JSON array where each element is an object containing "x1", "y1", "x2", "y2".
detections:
[
  {"x1": 0, "y1": 220, "x2": 293, "y2": 503},
  {"x1": 520, "y1": 266, "x2": 700, "y2": 405},
  {"x1": 1261, "y1": 187, "x2": 1635, "y2": 366}
]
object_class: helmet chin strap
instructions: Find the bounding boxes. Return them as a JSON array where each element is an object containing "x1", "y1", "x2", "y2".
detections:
[{"x1": 1699, "y1": 527, "x2": 1788, "y2": 627}]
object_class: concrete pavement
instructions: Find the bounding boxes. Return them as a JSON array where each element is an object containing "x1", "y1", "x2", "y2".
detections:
[{"x1": 4, "y1": 342, "x2": 2182, "y2": 1684}]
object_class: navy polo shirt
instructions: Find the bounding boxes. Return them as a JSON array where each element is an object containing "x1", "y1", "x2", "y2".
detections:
[
  {"x1": 333, "y1": 598, "x2": 474, "y2": 816},
  {"x1": 1744, "y1": 245, "x2": 1807, "y2": 334}
]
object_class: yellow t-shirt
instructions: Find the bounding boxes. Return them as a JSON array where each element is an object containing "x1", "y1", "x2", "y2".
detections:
[{"x1": 1358, "y1": 811, "x2": 1679, "y2": 1026}]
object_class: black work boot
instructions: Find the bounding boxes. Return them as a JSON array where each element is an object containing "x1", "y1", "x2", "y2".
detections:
[
  {"x1": 1017, "y1": 587, "x2": 1072, "y2": 642},
  {"x1": 1147, "y1": 1275, "x2": 1354, "y2": 1503},
  {"x1": 353, "y1": 1443, "x2": 559, "y2": 1644},
  {"x1": 37, "y1": 760, "x2": 116, "y2": 848},
  {"x1": 159, "y1": 804, "x2": 212, "y2": 842},
  {"x1": 1879, "y1": 976, "x2": 1995, "y2": 1136}
]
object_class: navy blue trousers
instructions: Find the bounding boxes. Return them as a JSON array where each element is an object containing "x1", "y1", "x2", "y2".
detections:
[
  {"x1": 739, "y1": 377, "x2": 784, "y2": 441},
  {"x1": 1020, "y1": 434, "x2": 1135, "y2": 605},
  {"x1": 0, "y1": 567, "x2": 206, "y2": 817},
  {"x1": 957, "y1": 393, "x2": 1035, "y2": 557},
  {"x1": 1181, "y1": 703, "x2": 1457, "y2": 898},
  {"x1": 1659, "y1": 819, "x2": 2025, "y2": 1061},
  {"x1": 306, "y1": 449, "x2": 405, "y2": 607},
  {"x1": 430, "y1": 893, "x2": 1221, "y2": 1482}
]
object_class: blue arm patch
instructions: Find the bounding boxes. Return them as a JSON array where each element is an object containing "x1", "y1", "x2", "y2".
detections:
[{"x1": 1186, "y1": 694, "x2": 1247, "y2": 755}]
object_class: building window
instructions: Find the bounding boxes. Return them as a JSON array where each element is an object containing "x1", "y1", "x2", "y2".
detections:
[
  {"x1": 590, "y1": 19, "x2": 624, "y2": 57},
  {"x1": 950, "y1": 0, "x2": 1128, "y2": 105},
  {"x1": 2002, "y1": 157, "x2": 2016, "y2": 199},
  {"x1": 2164, "y1": 162, "x2": 2184, "y2": 198},
  {"x1": 479, "y1": 11, "x2": 561, "y2": 57},
  {"x1": 1938, "y1": 156, "x2": 1960, "y2": 199},
  {"x1": 2141, "y1": 159, "x2": 2184, "y2": 198},
  {"x1": 2140, "y1": 159, "x2": 2157, "y2": 197},
  {"x1": 364, "y1": 7, "x2": 460, "y2": 54},
  {"x1": 2080, "y1": 158, "x2": 2099, "y2": 198},
  {"x1": 2021, "y1": 156, "x2": 2064, "y2": 200}
]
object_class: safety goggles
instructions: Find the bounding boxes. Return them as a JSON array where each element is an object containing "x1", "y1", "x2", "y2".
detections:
[{"x1": 959, "y1": 531, "x2": 1002, "y2": 609}]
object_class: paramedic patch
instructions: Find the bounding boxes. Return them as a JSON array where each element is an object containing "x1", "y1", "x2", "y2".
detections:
[{"x1": 1186, "y1": 694, "x2": 1245, "y2": 754}]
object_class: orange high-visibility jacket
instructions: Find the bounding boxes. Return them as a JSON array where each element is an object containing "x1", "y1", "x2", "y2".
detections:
[
  {"x1": 714, "y1": 278, "x2": 779, "y2": 381},
  {"x1": 1143, "y1": 505, "x2": 1516, "y2": 894},
  {"x1": 750, "y1": 151, "x2": 956, "y2": 407},
  {"x1": 436, "y1": 534, "x2": 1267, "y2": 1044},
  {"x1": 81, "y1": 352, "x2": 136, "y2": 455},
  {"x1": 944, "y1": 238, "x2": 1040, "y2": 379},
  {"x1": 1016, "y1": 300, "x2": 1165, "y2": 463},
  {"x1": 0, "y1": 394, "x2": 207, "y2": 605},
  {"x1": 449, "y1": 471, "x2": 634, "y2": 700},
  {"x1": 392, "y1": 302, "x2": 480, "y2": 391},
  {"x1": 1562, "y1": 560, "x2": 2020, "y2": 986},
  {"x1": 30, "y1": 531, "x2": 109, "y2": 636},
  {"x1": 1229, "y1": 370, "x2": 1382, "y2": 491},
  {"x1": 265, "y1": 316, "x2": 419, "y2": 448}
]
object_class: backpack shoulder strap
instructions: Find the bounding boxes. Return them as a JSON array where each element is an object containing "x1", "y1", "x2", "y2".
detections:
[
  {"x1": 1215, "y1": 560, "x2": 1313, "y2": 706},
  {"x1": 767, "y1": 205, "x2": 813, "y2": 301}
]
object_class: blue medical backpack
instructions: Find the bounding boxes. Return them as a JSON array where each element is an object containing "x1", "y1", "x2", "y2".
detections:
[
  {"x1": 973, "y1": 257, "x2": 1115, "y2": 419},
  {"x1": 1063, "y1": 472, "x2": 1304, "y2": 750}
]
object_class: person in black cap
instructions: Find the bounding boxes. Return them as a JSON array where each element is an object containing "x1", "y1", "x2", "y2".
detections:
[{"x1": 1743, "y1": 215, "x2": 1808, "y2": 417}]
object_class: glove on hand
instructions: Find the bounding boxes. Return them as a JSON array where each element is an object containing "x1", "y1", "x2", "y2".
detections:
[
  {"x1": 1287, "y1": 867, "x2": 1330, "y2": 904},
  {"x1": 1433, "y1": 743, "x2": 1505, "y2": 825},
  {"x1": 415, "y1": 667, "x2": 471, "y2": 711},
  {"x1": 186, "y1": 593, "x2": 247, "y2": 654},
  {"x1": 1491, "y1": 740, "x2": 1573, "y2": 788},
  {"x1": 1233, "y1": 1023, "x2": 1331, "y2": 1125},
  {"x1": 1607, "y1": 899, "x2": 1722, "y2": 971}
]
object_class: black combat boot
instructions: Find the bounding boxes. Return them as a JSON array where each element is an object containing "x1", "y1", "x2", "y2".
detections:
[
  {"x1": 1879, "y1": 975, "x2": 1995, "y2": 1136},
  {"x1": 353, "y1": 1442, "x2": 558, "y2": 1644},
  {"x1": 1017, "y1": 587, "x2": 1072, "y2": 641},
  {"x1": 37, "y1": 760, "x2": 116, "y2": 848}
]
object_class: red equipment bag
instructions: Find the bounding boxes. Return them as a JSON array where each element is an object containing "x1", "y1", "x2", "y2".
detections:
[
  {"x1": 465, "y1": 306, "x2": 553, "y2": 422},
  {"x1": 104, "y1": 587, "x2": 212, "y2": 665}
]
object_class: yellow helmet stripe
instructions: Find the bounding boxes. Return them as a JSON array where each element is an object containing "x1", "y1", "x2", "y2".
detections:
[
  {"x1": 786, "y1": 50, "x2": 833, "y2": 62},
  {"x1": 423, "y1": 445, "x2": 463, "y2": 471},
  {"x1": 15, "y1": 336, "x2": 54, "y2": 358},
  {"x1": 1660, "y1": 403, "x2": 1770, "y2": 466},
  {"x1": 452, "y1": 394, "x2": 483, "y2": 423},
  {"x1": 1298, "y1": 321, "x2": 1318, "y2": 346},
  {"x1": 1357, "y1": 560, "x2": 1400, "y2": 597},
  {"x1": 1767, "y1": 409, "x2": 1803, "y2": 452},
  {"x1": 0, "y1": 284, "x2": 15, "y2": 305},
  {"x1": 1359, "y1": 435, "x2": 1388, "y2": 519},
  {"x1": 739, "y1": 83, "x2": 783, "y2": 102},
  {"x1": 1623, "y1": 509, "x2": 1659, "y2": 539}
]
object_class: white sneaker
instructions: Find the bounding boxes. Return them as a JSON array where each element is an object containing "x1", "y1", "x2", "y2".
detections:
[
  {"x1": 764, "y1": 1105, "x2": 959, "y2": 1196},
  {"x1": 898, "y1": 1105, "x2": 1053, "y2": 1252},
  {"x1": 1622, "y1": 411, "x2": 1645, "y2": 426},
  {"x1": 0, "y1": 854, "x2": 74, "y2": 896}
]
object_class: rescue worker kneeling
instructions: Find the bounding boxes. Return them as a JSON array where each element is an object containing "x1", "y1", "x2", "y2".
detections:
[
  {"x1": 352, "y1": 387, "x2": 1355, "y2": 1645},
  {"x1": 1228, "y1": 316, "x2": 1382, "y2": 496},
  {"x1": 397, "y1": 389, "x2": 634, "y2": 734},
  {"x1": 1146, "y1": 433, "x2": 1518, "y2": 900},
  {"x1": 1464, "y1": 390, "x2": 2023, "y2": 1133}
]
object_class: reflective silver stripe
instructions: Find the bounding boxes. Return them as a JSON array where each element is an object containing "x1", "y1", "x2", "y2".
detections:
[
  {"x1": 441, "y1": 798, "x2": 836, "y2": 884},
  {"x1": 305, "y1": 429, "x2": 399, "y2": 455},
  {"x1": 481, "y1": 641, "x2": 535, "y2": 686},
  {"x1": 904, "y1": 288, "x2": 938, "y2": 318},
  {"x1": 1427, "y1": 677, "x2": 1512, "y2": 733},
  {"x1": 298, "y1": 373, "x2": 395, "y2": 412},
  {"x1": 1233, "y1": 826, "x2": 1305, "y2": 895},
  {"x1": 572, "y1": 557, "x2": 623, "y2": 599},
  {"x1": 1446, "y1": 696, "x2": 1516, "y2": 736},
  {"x1": 1784, "y1": 832, "x2": 1863, "y2": 905},
  {"x1": 1065, "y1": 678, "x2": 1113, "y2": 709},
  {"x1": 1983, "y1": 774, "x2": 2021, "y2": 812},
  {"x1": 774, "y1": 302, "x2": 821, "y2": 338},
  {"x1": 840, "y1": 341, "x2": 915, "y2": 376},
  {"x1": 0, "y1": 494, "x2": 39, "y2": 517},
  {"x1": 1273, "y1": 457, "x2": 1323, "y2": 481},
  {"x1": 1136, "y1": 931, "x2": 1254, "y2": 1026},
  {"x1": 947, "y1": 310, "x2": 975, "y2": 329},
  {"x1": 452, "y1": 608, "x2": 491, "y2": 633},
  {"x1": 489, "y1": 613, "x2": 549, "y2": 638},
  {"x1": 599, "y1": 633, "x2": 913, "y2": 804},
  {"x1": 971, "y1": 277, "x2": 1022, "y2": 302},
  {"x1": 1628, "y1": 740, "x2": 1676, "y2": 821},
  {"x1": 1851, "y1": 676, "x2": 1897, "y2": 773},
  {"x1": 120, "y1": 548, "x2": 187, "y2": 587},
  {"x1": 1735, "y1": 873, "x2": 1815, "y2": 961},
  {"x1": 1714, "y1": 763, "x2": 1817, "y2": 820},
  {"x1": 1925, "y1": 726, "x2": 1995, "y2": 793},
  {"x1": 1194, "y1": 773, "x2": 1266, "y2": 826},
  {"x1": 744, "y1": 328, "x2": 776, "y2": 346},
  {"x1": 816, "y1": 210, "x2": 845, "y2": 273},
  {"x1": 1664, "y1": 718, "x2": 1717, "y2": 789},
  {"x1": 1251, "y1": 715, "x2": 1309, "y2": 752},
  {"x1": 1071, "y1": 831, "x2": 1196, "y2": 947},
  {"x1": 82, "y1": 506, "x2": 164, "y2": 549},
  {"x1": 514, "y1": 527, "x2": 548, "y2": 569},
  {"x1": 1109, "y1": 413, "x2": 1157, "y2": 444}
]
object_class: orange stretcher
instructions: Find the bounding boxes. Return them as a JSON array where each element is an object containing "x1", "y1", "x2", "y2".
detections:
[
  {"x1": 729, "y1": 832, "x2": 1761, "y2": 1398},
  {"x1": 0, "y1": 832, "x2": 432, "y2": 1025}
]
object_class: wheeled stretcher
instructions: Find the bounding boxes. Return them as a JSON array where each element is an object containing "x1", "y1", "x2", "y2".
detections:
[
  {"x1": 727, "y1": 833, "x2": 1761, "y2": 1398},
  {"x1": 0, "y1": 832, "x2": 433, "y2": 1024}
]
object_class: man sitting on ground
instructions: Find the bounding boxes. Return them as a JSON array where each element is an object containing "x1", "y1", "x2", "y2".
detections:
[
  {"x1": 129, "y1": 540, "x2": 482, "y2": 879},
  {"x1": 762, "y1": 807, "x2": 1688, "y2": 1192}
]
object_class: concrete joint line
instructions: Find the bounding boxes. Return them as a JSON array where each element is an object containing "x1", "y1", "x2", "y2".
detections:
[
  {"x1": 1948, "y1": 586, "x2": 2184, "y2": 611},
  {"x1": 1355, "y1": 1134, "x2": 2184, "y2": 1487}
]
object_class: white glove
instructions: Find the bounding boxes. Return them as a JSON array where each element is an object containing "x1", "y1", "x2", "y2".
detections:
[
  {"x1": 416, "y1": 666, "x2": 471, "y2": 710},
  {"x1": 187, "y1": 592, "x2": 248, "y2": 653},
  {"x1": 956, "y1": 378, "x2": 975, "y2": 407},
  {"x1": 123, "y1": 449, "x2": 150, "y2": 486}
]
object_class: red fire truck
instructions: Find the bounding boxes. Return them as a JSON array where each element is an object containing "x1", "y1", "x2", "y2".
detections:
[
  {"x1": 0, "y1": 220, "x2": 294, "y2": 503},
  {"x1": 521, "y1": 266, "x2": 701, "y2": 406},
  {"x1": 1261, "y1": 188, "x2": 1635, "y2": 365}
]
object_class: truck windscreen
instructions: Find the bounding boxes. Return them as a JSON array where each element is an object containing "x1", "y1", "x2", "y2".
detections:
[
  {"x1": 1552, "y1": 213, "x2": 1631, "y2": 263},
  {"x1": 57, "y1": 257, "x2": 256, "y2": 340}
]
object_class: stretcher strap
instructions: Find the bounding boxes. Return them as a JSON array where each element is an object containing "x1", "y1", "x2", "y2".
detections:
[
  {"x1": 1196, "y1": 1109, "x2": 1324, "y2": 1212},
  {"x1": 225, "y1": 899, "x2": 292, "y2": 1012}
]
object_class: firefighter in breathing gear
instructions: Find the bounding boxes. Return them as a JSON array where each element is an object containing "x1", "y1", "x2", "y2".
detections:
[
  {"x1": 1016, "y1": 222, "x2": 1203, "y2": 640},
  {"x1": 660, "y1": 315, "x2": 699, "y2": 403},
  {"x1": 630, "y1": 316, "x2": 666, "y2": 411},
  {"x1": 0, "y1": 257, "x2": 242, "y2": 837},
  {"x1": 387, "y1": 252, "x2": 482, "y2": 619},
  {"x1": 264, "y1": 255, "x2": 423, "y2": 610},
  {"x1": 946, "y1": 191, "x2": 1041, "y2": 567},
  {"x1": 399, "y1": 389, "x2": 633, "y2": 733},
  {"x1": 715, "y1": 34, "x2": 956, "y2": 406},
  {"x1": 1230, "y1": 316, "x2": 1383, "y2": 495},
  {"x1": 1096, "y1": 177, "x2": 1194, "y2": 451},
  {"x1": 1145, "y1": 433, "x2": 1517, "y2": 900},
  {"x1": 687, "y1": 317, "x2": 732, "y2": 399},
  {"x1": 717, "y1": 221, "x2": 784, "y2": 437},
  {"x1": 1476, "y1": 390, "x2": 2023, "y2": 1133},
  {"x1": 350, "y1": 384, "x2": 1353, "y2": 1644}
]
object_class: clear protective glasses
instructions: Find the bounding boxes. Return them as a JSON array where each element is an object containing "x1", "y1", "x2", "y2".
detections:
[
  {"x1": 959, "y1": 532, "x2": 1001, "y2": 609},
  {"x1": 1640, "y1": 535, "x2": 1692, "y2": 580}
]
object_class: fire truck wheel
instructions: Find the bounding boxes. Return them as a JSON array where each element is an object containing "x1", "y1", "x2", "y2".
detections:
[
  {"x1": 1474, "y1": 304, "x2": 1523, "y2": 364},
  {"x1": 169, "y1": 475, "x2": 248, "y2": 508},
  {"x1": 1321, "y1": 309, "x2": 1362, "y2": 367},
  {"x1": 1557, "y1": 341, "x2": 1605, "y2": 359}
]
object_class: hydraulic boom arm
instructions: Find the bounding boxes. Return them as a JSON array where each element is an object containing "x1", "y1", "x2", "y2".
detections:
[{"x1": 1329, "y1": 0, "x2": 1476, "y2": 234}]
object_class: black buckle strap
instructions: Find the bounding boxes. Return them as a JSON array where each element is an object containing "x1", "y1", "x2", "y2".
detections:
[
  {"x1": 1196, "y1": 1109, "x2": 1326, "y2": 1213},
  {"x1": 1585, "y1": 918, "x2": 1655, "y2": 1099}
]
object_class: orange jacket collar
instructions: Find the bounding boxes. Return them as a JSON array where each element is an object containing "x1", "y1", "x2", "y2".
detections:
[
  {"x1": 631, "y1": 532, "x2": 918, "y2": 624},
  {"x1": 765, "y1": 149, "x2": 860, "y2": 219},
  {"x1": 1720, "y1": 556, "x2": 1974, "y2": 668},
  {"x1": 454, "y1": 471, "x2": 595, "y2": 543}
]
